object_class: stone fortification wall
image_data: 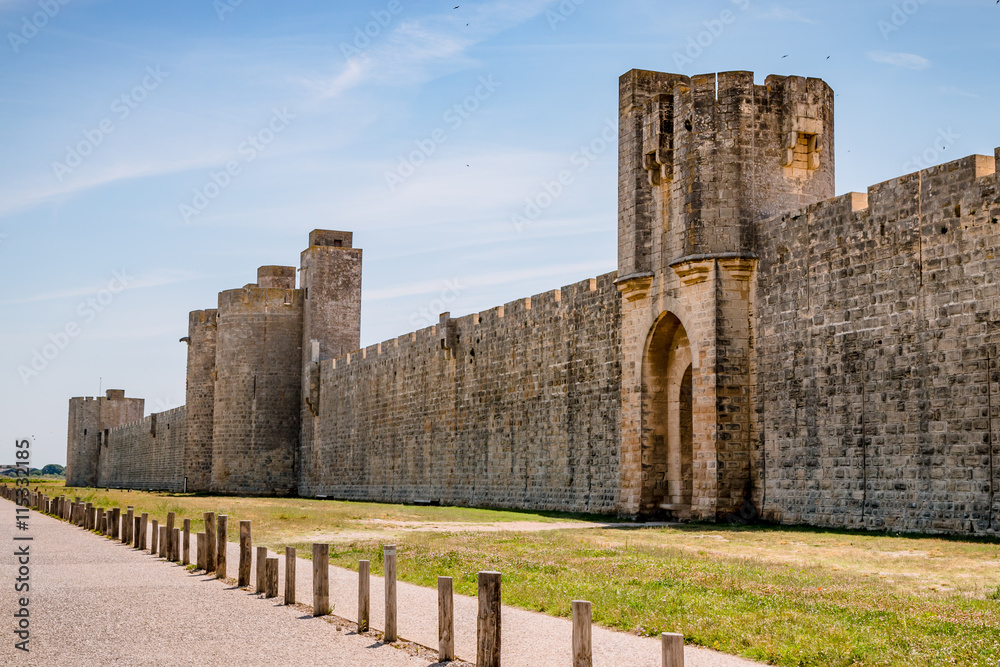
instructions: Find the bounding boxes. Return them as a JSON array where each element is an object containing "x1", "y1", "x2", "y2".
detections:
[
  {"x1": 300, "y1": 273, "x2": 622, "y2": 514},
  {"x1": 756, "y1": 153, "x2": 1000, "y2": 535},
  {"x1": 97, "y1": 406, "x2": 186, "y2": 491}
]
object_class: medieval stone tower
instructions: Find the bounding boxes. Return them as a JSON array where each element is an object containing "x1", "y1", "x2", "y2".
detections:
[
  {"x1": 615, "y1": 70, "x2": 835, "y2": 518},
  {"x1": 65, "y1": 390, "x2": 144, "y2": 487},
  {"x1": 180, "y1": 230, "x2": 361, "y2": 495}
]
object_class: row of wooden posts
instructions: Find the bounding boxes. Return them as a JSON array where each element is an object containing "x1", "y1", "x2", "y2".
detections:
[{"x1": 3, "y1": 486, "x2": 686, "y2": 667}]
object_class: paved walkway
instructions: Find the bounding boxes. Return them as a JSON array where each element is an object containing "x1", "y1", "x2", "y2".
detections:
[
  {"x1": 0, "y1": 502, "x2": 433, "y2": 666},
  {"x1": 3, "y1": 500, "x2": 763, "y2": 666}
]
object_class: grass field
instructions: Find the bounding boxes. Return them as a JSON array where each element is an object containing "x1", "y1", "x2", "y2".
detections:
[{"x1": 16, "y1": 480, "x2": 1000, "y2": 666}]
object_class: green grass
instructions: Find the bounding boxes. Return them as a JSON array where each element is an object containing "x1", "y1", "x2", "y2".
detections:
[
  {"x1": 21, "y1": 482, "x2": 1000, "y2": 666},
  {"x1": 309, "y1": 530, "x2": 1000, "y2": 667}
]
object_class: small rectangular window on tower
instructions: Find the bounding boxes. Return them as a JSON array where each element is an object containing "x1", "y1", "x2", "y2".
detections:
[{"x1": 783, "y1": 132, "x2": 821, "y2": 172}]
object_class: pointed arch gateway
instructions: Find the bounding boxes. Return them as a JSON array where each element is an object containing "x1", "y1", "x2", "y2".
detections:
[{"x1": 642, "y1": 312, "x2": 695, "y2": 516}]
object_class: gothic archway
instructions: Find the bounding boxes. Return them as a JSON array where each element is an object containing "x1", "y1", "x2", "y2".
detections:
[{"x1": 642, "y1": 312, "x2": 694, "y2": 515}]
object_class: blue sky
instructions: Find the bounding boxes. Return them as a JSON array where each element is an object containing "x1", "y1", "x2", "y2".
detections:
[{"x1": 1, "y1": 0, "x2": 998, "y2": 467}]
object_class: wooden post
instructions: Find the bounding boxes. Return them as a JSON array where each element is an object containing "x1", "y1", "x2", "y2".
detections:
[
  {"x1": 159, "y1": 526, "x2": 168, "y2": 558},
  {"x1": 172, "y1": 528, "x2": 180, "y2": 564},
  {"x1": 111, "y1": 507, "x2": 120, "y2": 539},
  {"x1": 166, "y1": 512, "x2": 176, "y2": 561},
  {"x1": 358, "y1": 560, "x2": 370, "y2": 633},
  {"x1": 183, "y1": 519, "x2": 191, "y2": 565},
  {"x1": 384, "y1": 545, "x2": 397, "y2": 642},
  {"x1": 238, "y1": 521, "x2": 252, "y2": 587},
  {"x1": 312, "y1": 543, "x2": 330, "y2": 617},
  {"x1": 439, "y1": 576, "x2": 455, "y2": 662},
  {"x1": 284, "y1": 547, "x2": 296, "y2": 605},
  {"x1": 216, "y1": 515, "x2": 227, "y2": 579},
  {"x1": 197, "y1": 533, "x2": 206, "y2": 570},
  {"x1": 256, "y1": 546, "x2": 267, "y2": 594},
  {"x1": 84, "y1": 503, "x2": 92, "y2": 529},
  {"x1": 572, "y1": 600, "x2": 592, "y2": 667},
  {"x1": 477, "y1": 571, "x2": 501, "y2": 667},
  {"x1": 124, "y1": 507, "x2": 133, "y2": 543},
  {"x1": 139, "y1": 513, "x2": 149, "y2": 549},
  {"x1": 264, "y1": 557, "x2": 279, "y2": 598},
  {"x1": 151, "y1": 520, "x2": 159, "y2": 554},
  {"x1": 134, "y1": 517, "x2": 141, "y2": 548},
  {"x1": 203, "y1": 512, "x2": 216, "y2": 574},
  {"x1": 662, "y1": 633, "x2": 684, "y2": 667},
  {"x1": 95, "y1": 508, "x2": 105, "y2": 535}
]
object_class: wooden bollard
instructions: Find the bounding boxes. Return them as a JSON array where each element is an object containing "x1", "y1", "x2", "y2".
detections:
[
  {"x1": 151, "y1": 520, "x2": 159, "y2": 554},
  {"x1": 358, "y1": 560, "x2": 370, "y2": 633},
  {"x1": 139, "y1": 513, "x2": 149, "y2": 549},
  {"x1": 284, "y1": 547, "x2": 296, "y2": 605},
  {"x1": 95, "y1": 508, "x2": 105, "y2": 534},
  {"x1": 384, "y1": 545, "x2": 398, "y2": 642},
  {"x1": 159, "y1": 526, "x2": 168, "y2": 557},
  {"x1": 134, "y1": 517, "x2": 141, "y2": 548},
  {"x1": 84, "y1": 503, "x2": 92, "y2": 528},
  {"x1": 111, "y1": 507, "x2": 120, "y2": 539},
  {"x1": 358, "y1": 560, "x2": 372, "y2": 634},
  {"x1": 312, "y1": 543, "x2": 330, "y2": 617},
  {"x1": 183, "y1": 519, "x2": 191, "y2": 565},
  {"x1": 477, "y1": 571, "x2": 501, "y2": 667},
  {"x1": 197, "y1": 533, "x2": 206, "y2": 570},
  {"x1": 264, "y1": 557, "x2": 279, "y2": 598},
  {"x1": 439, "y1": 577, "x2": 455, "y2": 661},
  {"x1": 172, "y1": 528, "x2": 180, "y2": 563},
  {"x1": 238, "y1": 521, "x2": 252, "y2": 587},
  {"x1": 256, "y1": 546, "x2": 268, "y2": 594},
  {"x1": 166, "y1": 512, "x2": 176, "y2": 561},
  {"x1": 216, "y1": 515, "x2": 227, "y2": 579},
  {"x1": 203, "y1": 512, "x2": 216, "y2": 573},
  {"x1": 662, "y1": 633, "x2": 684, "y2": 667},
  {"x1": 572, "y1": 600, "x2": 592, "y2": 667},
  {"x1": 124, "y1": 507, "x2": 133, "y2": 543}
]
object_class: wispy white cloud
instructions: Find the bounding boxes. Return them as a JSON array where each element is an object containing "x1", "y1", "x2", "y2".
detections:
[
  {"x1": 867, "y1": 51, "x2": 930, "y2": 70},
  {"x1": 755, "y1": 5, "x2": 816, "y2": 24},
  {"x1": 296, "y1": 0, "x2": 555, "y2": 99},
  {"x1": 0, "y1": 152, "x2": 232, "y2": 218},
  {"x1": 938, "y1": 85, "x2": 979, "y2": 99},
  {"x1": 2, "y1": 269, "x2": 205, "y2": 305}
]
